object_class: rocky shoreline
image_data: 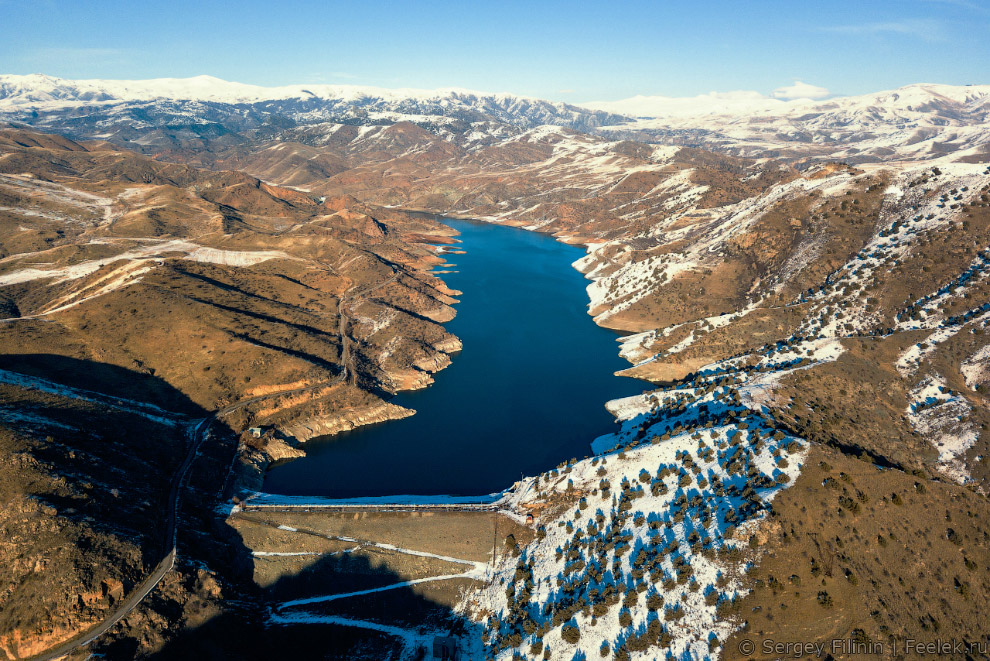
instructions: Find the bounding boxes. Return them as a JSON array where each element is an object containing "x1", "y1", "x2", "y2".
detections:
[{"x1": 224, "y1": 261, "x2": 464, "y2": 496}]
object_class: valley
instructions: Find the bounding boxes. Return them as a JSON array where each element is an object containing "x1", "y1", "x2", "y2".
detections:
[
  {"x1": 263, "y1": 217, "x2": 644, "y2": 498},
  {"x1": 0, "y1": 74, "x2": 988, "y2": 660}
]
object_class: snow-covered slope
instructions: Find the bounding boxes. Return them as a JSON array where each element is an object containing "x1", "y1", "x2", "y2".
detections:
[
  {"x1": 584, "y1": 83, "x2": 990, "y2": 121},
  {"x1": 590, "y1": 83, "x2": 990, "y2": 163},
  {"x1": 3, "y1": 75, "x2": 988, "y2": 163},
  {"x1": 468, "y1": 336, "x2": 840, "y2": 660},
  {"x1": 0, "y1": 74, "x2": 627, "y2": 133}
]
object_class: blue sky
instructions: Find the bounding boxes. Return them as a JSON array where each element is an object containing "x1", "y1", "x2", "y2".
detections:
[{"x1": 1, "y1": 0, "x2": 988, "y2": 102}]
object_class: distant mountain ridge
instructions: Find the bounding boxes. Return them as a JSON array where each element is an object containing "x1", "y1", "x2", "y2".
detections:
[
  {"x1": 1, "y1": 74, "x2": 987, "y2": 164},
  {"x1": 581, "y1": 82, "x2": 990, "y2": 119},
  {"x1": 589, "y1": 82, "x2": 990, "y2": 163},
  {"x1": 0, "y1": 73, "x2": 627, "y2": 134}
]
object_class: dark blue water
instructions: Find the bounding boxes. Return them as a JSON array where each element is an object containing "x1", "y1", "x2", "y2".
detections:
[{"x1": 263, "y1": 218, "x2": 645, "y2": 497}]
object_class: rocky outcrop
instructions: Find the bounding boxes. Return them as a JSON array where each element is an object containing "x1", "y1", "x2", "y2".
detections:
[
  {"x1": 278, "y1": 401, "x2": 413, "y2": 443},
  {"x1": 226, "y1": 400, "x2": 415, "y2": 494},
  {"x1": 0, "y1": 621, "x2": 99, "y2": 659}
]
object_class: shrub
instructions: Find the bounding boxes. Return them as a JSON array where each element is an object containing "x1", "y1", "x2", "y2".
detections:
[
  {"x1": 839, "y1": 495, "x2": 860, "y2": 513},
  {"x1": 560, "y1": 624, "x2": 580, "y2": 645}
]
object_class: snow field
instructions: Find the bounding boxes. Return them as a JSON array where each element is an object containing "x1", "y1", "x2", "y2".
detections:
[{"x1": 469, "y1": 338, "x2": 848, "y2": 660}]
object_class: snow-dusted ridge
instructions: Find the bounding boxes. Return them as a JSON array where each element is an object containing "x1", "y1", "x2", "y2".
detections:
[
  {"x1": 581, "y1": 82, "x2": 990, "y2": 121},
  {"x1": 465, "y1": 335, "x2": 844, "y2": 660},
  {"x1": 0, "y1": 73, "x2": 628, "y2": 133},
  {"x1": 0, "y1": 73, "x2": 499, "y2": 107},
  {"x1": 589, "y1": 82, "x2": 990, "y2": 163},
  {"x1": 4, "y1": 75, "x2": 989, "y2": 164}
]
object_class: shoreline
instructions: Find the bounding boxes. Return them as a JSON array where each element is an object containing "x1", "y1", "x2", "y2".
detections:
[{"x1": 242, "y1": 208, "x2": 657, "y2": 503}]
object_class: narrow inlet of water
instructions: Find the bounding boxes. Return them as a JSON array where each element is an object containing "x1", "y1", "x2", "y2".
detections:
[{"x1": 262, "y1": 218, "x2": 646, "y2": 497}]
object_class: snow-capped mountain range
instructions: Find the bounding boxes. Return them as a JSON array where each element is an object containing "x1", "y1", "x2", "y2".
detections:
[
  {"x1": 0, "y1": 73, "x2": 626, "y2": 134},
  {"x1": 592, "y1": 82, "x2": 990, "y2": 163},
  {"x1": 584, "y1": 83, "x2": 990, "y2": 120},
  {"x1": 0, "y1": 74, "x2": 988, "y2": 163}
]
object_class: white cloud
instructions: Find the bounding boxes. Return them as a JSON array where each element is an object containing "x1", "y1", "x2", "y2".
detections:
[
  {"x1": 581, "y1": 90, "x2": 771, "y2": 118},
  {"x1": 581, "y1": 85, "x2": 834, "y2": 118},
  {"x1": 821, "y1": 19, "x2": 946, "y2": 42},
  {"x1": 772, "y1": 80, "x2": 830, "y2": 100}
]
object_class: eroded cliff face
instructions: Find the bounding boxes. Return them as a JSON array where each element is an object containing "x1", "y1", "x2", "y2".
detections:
[{"x1": 278, "y1": 399, "x2": 414, "y2": 442}]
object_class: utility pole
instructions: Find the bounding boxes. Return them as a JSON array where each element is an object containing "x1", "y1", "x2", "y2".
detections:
[{"x1": 489, "y1": 512, "x2": 498, "y2": 584}]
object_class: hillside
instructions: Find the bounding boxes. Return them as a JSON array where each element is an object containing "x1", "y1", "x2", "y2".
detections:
[
  {"x1": 184, "y1": 82, "x2": 990, "y2": 659},
  {"x1": 0, "y1": 72, "x2": 988, "y2": 660},
  {"x1": 2, "y1": 75, "x2": 988, "y2": 167},
  {"x1": 0, "y1": 127, "x2": 466, "y2": 658},
  {"x1": 467, "y1": 157, "x2": 990, "y2": 660},
  {"x1": 591, "y1": 83, "x2": 990, "y2": 164}
]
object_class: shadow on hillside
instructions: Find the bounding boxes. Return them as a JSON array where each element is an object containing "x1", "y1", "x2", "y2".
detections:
[
  {"x1": 0, "y1": 354, "x2": 253, "y2": 657},
  {"x1": 0, "y1": 353, "x2": 481, "y2": 660},
  {"x1": 0, "y1": 354, "x2": 228, "y2": 567},
  {"x1": 141, "y1": 517, "x2": 482, "y2": 661},
  {"x1": 0, "y1": 353, "x2": 205, "y2": 416}
]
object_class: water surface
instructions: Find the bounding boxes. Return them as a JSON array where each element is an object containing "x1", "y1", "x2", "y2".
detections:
[{"x1": 263, "y1": 218, "x2": 645, "y2": 497}]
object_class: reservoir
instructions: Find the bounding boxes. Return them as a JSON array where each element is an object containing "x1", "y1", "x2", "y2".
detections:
[{"x1": 262, "y1": 218, "x2": 645, "y2": 497}]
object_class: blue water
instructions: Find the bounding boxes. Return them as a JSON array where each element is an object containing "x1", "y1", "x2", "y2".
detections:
[{"x1": 262, "y1": 218, "x2": 645, "y2": 497}]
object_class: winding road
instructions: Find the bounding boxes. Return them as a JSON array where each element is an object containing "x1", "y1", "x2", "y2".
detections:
[
  {"x1": 22, "y1": 416, "x2": 208, "y2": 661},
  {"x1": 20, "y1": 270, "x2": 405, "y2": 660},
  {"x1": 22, "y1": 383, "x2": 332, "y2": 661}
]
